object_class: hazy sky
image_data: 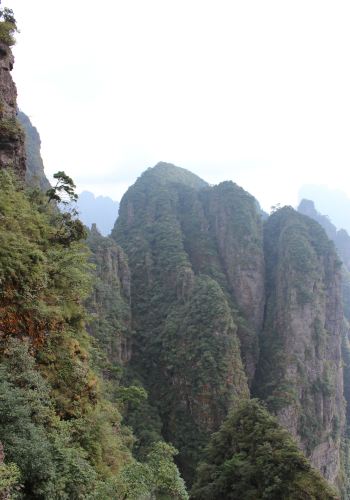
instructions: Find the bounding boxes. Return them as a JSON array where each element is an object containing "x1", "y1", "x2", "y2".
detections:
[{"x1": 9, "y1": 0, "x2": 350, "y2": 210}]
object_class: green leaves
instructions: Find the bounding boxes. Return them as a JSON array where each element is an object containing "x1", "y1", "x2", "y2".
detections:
[
  {"x1": 116, "y1": 442, "x2": 188, "y2": 500},
  {"x1": 0, "y1": 460, "x2": 20, "y2": 498},
  {"x1": 0, "y1": 9, "x2": 17, "y2": 46},
  {"x1": 0, "y1": 169, "x2": 189, "y2": 498},
  {"x1": 192, "y1": 400, "x2": 338, "y2": 500},
  {"x1": 47, "y1": 171, "x2": 78, "y2": 205},
  {"x1": 0, "y1": 338, "x2": 97, "y2": 498}
]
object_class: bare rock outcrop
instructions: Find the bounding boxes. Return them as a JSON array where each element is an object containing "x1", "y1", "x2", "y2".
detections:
[
  {"x1": 0, "y1": 41, "x2": 25, "y2": 177},
  {"x1": 17, "y1": 110, "x2": 50, "y2": 190}
]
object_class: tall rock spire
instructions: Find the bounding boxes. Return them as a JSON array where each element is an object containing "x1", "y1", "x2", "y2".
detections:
[
  {"x1": 0, "y1": 22, "x2": 26, "y2": 177},
  {"x1": 254, "y1": 207, "x2": 345, "y2": 484}
]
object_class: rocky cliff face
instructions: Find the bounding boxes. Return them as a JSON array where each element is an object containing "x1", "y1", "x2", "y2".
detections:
[
  {"x1": 112, "y1": 167, "x2": 346, "y2": 488},
  {"x1": 112, "y1": 163, "x2": 268, "y2": 480},
  {"x1": 17, "y1": 110, "x2": 50, "y2": 190},
  {"x1": 336, "y1": 230, "x2": 350, "y2": 273},
  {"x1": 298, "y1": 198, "x2": 350, "y2": 494},
  {"x1": 298, "y1": 199, "x2": 350, "y2": 322},
  {"x1": 201, "y1": 182, "x2": 265, "y2": 380},
  {"x1": 0, "y1": 41, "x2": 25, "y2": 178},
  {"x1": 255, "y1": 207, "x2": 345, "y2": 484},
  {"x1": 86, "y1": 224, "x2": 132, "y2": 369}
]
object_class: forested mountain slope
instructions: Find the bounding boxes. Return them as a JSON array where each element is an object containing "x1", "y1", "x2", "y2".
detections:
[
  {"x1": 112, "y1": 163, "x2": 267, "y2": 480},
  {"x1": 112, "y1": 163, "x2": 346, "y2": 490},
  {"x1": 0, "y1": 36, "x2": 25, "y2": 177},
  {"x1": 0, "y1": 14, "x2": 187, "y2": 499},
  {"x1": 0, "y1": 7, "x2": 348, "y2": 498}
]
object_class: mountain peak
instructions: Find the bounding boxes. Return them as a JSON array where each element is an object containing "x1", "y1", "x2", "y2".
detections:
[{"x1": 141, "y1": 162, "x2": 208, "y2": 190}]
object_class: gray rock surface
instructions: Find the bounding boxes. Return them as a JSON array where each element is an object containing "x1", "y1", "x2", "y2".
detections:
[{"x1": 0, "y1": 41, "x2": 25, "y2": 177}]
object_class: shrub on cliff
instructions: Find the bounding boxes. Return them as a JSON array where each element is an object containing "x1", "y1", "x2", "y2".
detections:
[
  {"x1": 191, "y1": 399, "x2": 338, "y2": 500},
  {"x1": 0, "y1": 4, "x2": 17, "y2": 46}
]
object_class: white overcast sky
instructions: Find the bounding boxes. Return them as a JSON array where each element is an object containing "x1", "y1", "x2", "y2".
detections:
[{"x1": 8, "y1": 0, "x2": 350, "y2": 210}]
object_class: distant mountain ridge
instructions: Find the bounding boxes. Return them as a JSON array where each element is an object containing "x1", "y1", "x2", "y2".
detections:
[
  {"x1": 15, "y1": 113, "x2": 120, "y2": 236},
  {"x1": 299, "y1": 184, "x2": 350, "y2": 235},
  {"x1": 298, "y1": 199, "x2": 350, "y2": 273},
  {"x1": 77, "y1": 191, "x2": 119, "y2": 236}
]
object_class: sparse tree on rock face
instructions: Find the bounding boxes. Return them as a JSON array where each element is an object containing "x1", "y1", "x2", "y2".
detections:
[
  {"x1": 46, "y1": 171, "x2": 79, "y2": 205},
  {"x1": 0, "y1": 7, "x2": 16, "y2": 25},
  {"x1": 46, "y1": 171, "x2": 87, "y2": 245},
  {"x1": 0, "y1": 2, "x2": 17, "y2": 46}
]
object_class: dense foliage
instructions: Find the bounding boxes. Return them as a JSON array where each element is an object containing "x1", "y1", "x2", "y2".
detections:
[
  {"x1": 191, "y1": 400, "x2": 338, "y2": 500},
  {"x1": 0, "y1": 170, "x2": 187, "y2": 499},
  {"x1": 159, "y1": 275, "x2": 248, "y2": 479},
  {"x1": 0, "y1": 4, "x2": 17, "y2": 46},
  {"x1": 0, "y1": 159, "x2": 343, "y2": 497}
]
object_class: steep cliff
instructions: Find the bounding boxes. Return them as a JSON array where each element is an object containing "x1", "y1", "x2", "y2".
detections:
[
  {"x1": 17, "y1": 110, "x2": 50, "y2": 190},
  {"x1": 200, "y1": 182, "x2": 265, "y2": 379},
  {"x1": 86, "y1": 224, "x2": 132, "y2": 371},
  {"x1": 298, "y1": 199, "x2": 350, "y2": 495},
  {"x1": 109, "y1": 165, "x2": 347, "y2": 490},
  {"x1": 298, "y1": 199, "x2": 350, "y2": 276},
  {"x1": 0, "y1": 39, "x2": 25, "y2": 177},
  {"x1": 112, "y1": 162, "x2": 267, "y2": 480},
  {"x1": 298, "y1": 199, "x2": 350, "y2": 318},
  {"x1": 0, "y1": 170, "x2": 188, "y2": 499},
  {"x1": 255, "y1": 207, "x2": 345, "y2": 484}
]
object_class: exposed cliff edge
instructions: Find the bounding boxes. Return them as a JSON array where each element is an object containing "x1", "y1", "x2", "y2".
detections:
[
  {"x1": 254, "y1": 207, "x2": 344, "y2": 484},
  {"x1": 298, "y1": 199, "x2": 350, "y2": 320},
  {"x1": 0, "y1": 41, "x2": 25, "y2": 177},
  {"x1": 17, "y1": 110, "x2": 50, "y2": 190},
  {"x1": 298, "y1": 198, "x2": 350, "y2": 495},
  {"x1": 86, "y1": 223, "x2": 132, "y2": 369}
]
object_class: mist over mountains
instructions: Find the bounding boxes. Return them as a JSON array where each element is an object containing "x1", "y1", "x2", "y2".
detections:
[
  {"x1": 76, "y1": 191, "x2": 119, "y2": 236},
  {"x1": 299, "y1": 185, "x2": 350, "y2": 234}
]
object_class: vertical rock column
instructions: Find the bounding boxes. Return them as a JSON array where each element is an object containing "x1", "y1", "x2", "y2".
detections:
[
  {"x1": 0, "y1": 41, "x2": 25, "y2": 177},
  {"x1": 255, "y1": 207, "x2": 345, "y2": 484}
]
